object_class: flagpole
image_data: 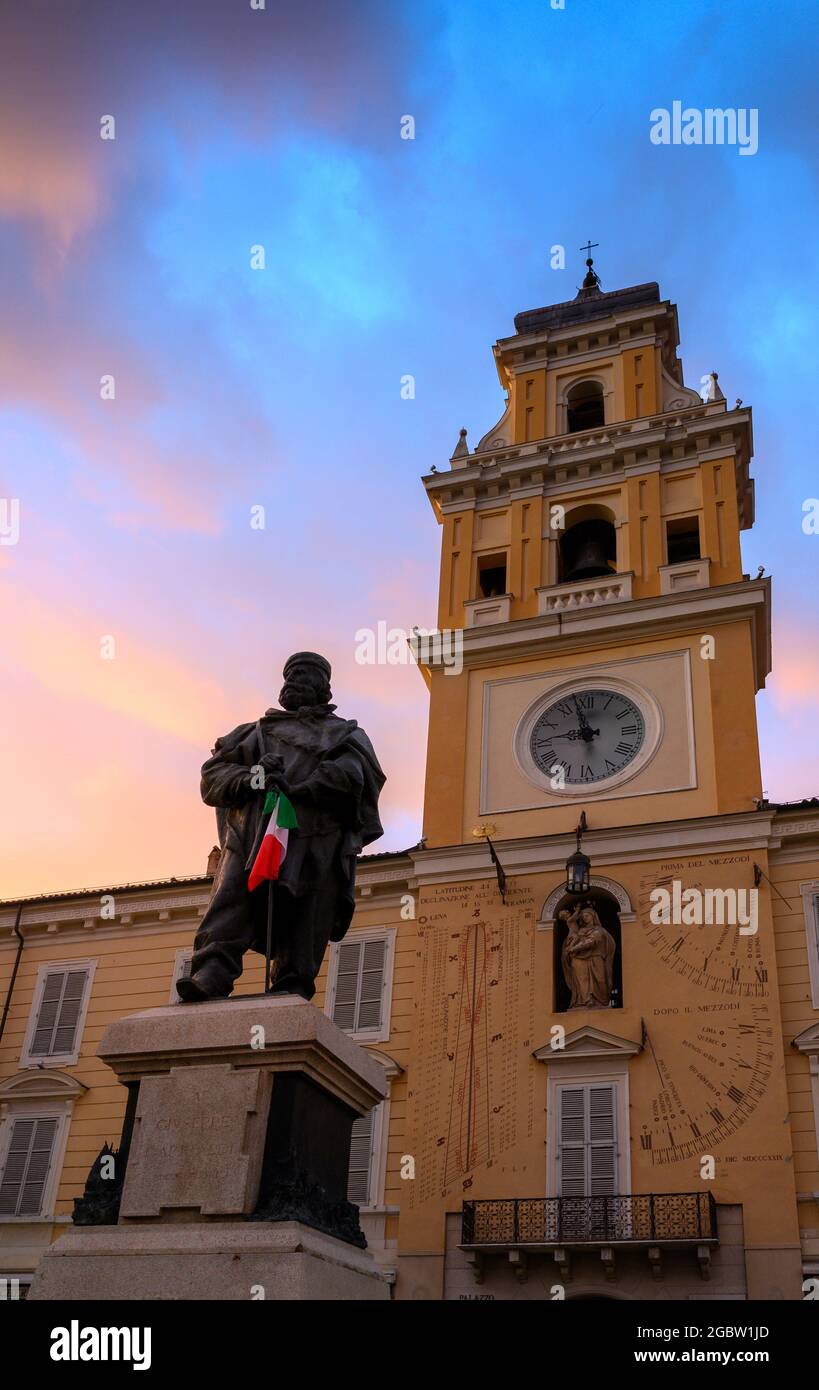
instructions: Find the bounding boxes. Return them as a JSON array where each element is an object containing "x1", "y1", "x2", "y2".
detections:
[{"x1": 264, "y1": 880, "x2": 274, "y2": 994}]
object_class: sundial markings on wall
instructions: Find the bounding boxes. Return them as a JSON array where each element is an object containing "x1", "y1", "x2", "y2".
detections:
[
  {"x1": 409, "y1": 881, "x2": 538, "y2": 1202},
  {"x1": 635, "y1": 863, "x2": 775, "y2": 1166}
]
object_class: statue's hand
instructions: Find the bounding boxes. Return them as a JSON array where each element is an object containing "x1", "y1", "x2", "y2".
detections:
[{"x1": 259, "y1": 753, "x2": 285, "y2": 780}]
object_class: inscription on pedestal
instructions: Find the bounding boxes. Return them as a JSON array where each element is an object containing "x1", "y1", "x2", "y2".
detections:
[{"x1": 120, "y1": 1063, "x2": 270, "y2": 1219}]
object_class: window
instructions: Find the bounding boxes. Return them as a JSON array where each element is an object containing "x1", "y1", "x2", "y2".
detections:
[
  {"x1": 477, "y1": 553, "x2": 507, "y2": 598},
  {"x1": 327, "y1": 932, "x2": 394, "y2": 1041},
  {"x1": 347, "y1": 1108, "x2": 376, "y2": 1206},
  {"x1": 169, "y1": 948, "x2": 195, "y2": 1003},
  {"x1": 666, "y1": 516, "x2": 701, "y2": 564},
  {"x1": 799, "y1": 883, "x2": 819, "y2": 1008},
  {"x1": 558, "y1": 1084, "x2": 617, "y2": 1197},
  {"x1": 21, "y1": 963, "x2": 95, "y2": 1066},
  {"x1": 0, "y1": 1117, "x2": 59, "y2": 1218},
  {"x1": 566, "y1": 380, "x2": 605, "y2": 433}
]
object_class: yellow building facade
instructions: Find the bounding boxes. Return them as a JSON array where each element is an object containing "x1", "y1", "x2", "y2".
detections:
[{"x1": 2, "y1": 271, "x2": 819, "y2": 1300}]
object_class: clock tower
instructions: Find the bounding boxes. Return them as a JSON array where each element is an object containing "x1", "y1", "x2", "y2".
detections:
[
  {"x1": 420, "y1": 260, "x2": 765, "y2": 847},
  {"x1": 398, "y1": 263, "x2": 805, "y2": 1302}
]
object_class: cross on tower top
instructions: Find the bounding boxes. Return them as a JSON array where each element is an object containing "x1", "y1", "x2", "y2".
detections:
[{"x1": 578, "y1": 240, "x2": 601, "y2": 292}]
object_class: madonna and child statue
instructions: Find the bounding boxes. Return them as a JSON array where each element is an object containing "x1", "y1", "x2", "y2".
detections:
[{"x1": 557, "y1": 900, "x2": 616, "y2": 1009}]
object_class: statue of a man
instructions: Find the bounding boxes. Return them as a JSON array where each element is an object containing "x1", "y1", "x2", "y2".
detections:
[
  {"x1": 558, "y1": 901, "x2": 616, "y2": 1010},
  {"x1": 177, "y1": 652, "x2": 385, "y2": 1003}
]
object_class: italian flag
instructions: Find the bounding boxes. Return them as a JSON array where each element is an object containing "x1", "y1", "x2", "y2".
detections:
[{"x1": 248, "y1": 791, "x2": 298, "y2": 892}]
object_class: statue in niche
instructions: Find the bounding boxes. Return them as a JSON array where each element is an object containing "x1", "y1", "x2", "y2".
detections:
[{"x1": 558, "y1": 900, "x2": 616, "y2": 1009}]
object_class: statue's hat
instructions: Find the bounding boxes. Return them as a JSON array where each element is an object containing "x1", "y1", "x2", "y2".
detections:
[{"x1": 283, "y1": 651, "x2": 332, "y2": 681}]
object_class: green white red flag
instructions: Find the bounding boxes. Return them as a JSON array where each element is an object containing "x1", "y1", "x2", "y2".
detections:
[{"x1": 248, "y1": 791, "x2": 298, "y2": 892}]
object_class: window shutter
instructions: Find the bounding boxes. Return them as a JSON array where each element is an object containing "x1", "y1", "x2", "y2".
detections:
[
  {"x1": 347, "y1": 1109, "x2": 375, "y2": 1206},
  {"x1": 30, "y1": 968, "x2": 90, "y2": 1058},
  {"x1": 588, "y1": 1085, "x2": 617, "y2": 1196},
  {"x1": 558, "y1": 1088, "x2": 587, "y2": 1197},
  {"x1": 357, "y1": 938, "x2": 386, "y2": 1030},
  {"x1": 0, "y1": 1118, "x2": 59, "y2": 1217},
  {"x1": 332, "y1": 941, "x2": 362, "y2": 1031},
  {"x1": 558, "y1": 1084, "x2": 617, "y2": 1197},
  {"x1": 331, "y1": 937, "x2": 387, "y2": 1033}
]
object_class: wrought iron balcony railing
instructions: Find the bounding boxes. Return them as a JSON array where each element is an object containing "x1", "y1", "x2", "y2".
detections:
[{"x1": 462, "y1": 1193, "x2": 717, "y2": 1247}]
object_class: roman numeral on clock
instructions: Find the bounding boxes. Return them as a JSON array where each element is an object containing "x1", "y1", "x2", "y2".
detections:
[{"x1": 615, "y1": 742, "x2": 635, "y2": 756}]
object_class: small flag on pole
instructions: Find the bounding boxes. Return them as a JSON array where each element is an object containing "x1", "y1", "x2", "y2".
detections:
[
  {"x1": 248, "y1": 791, "x2": 298, "y2": 892},
  {"x1": 485, "y1": 836, "x2": 507, "y2": 904}
]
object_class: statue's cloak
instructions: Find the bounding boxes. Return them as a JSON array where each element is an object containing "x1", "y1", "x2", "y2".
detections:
[{"x1": 201, "y1": 704, "x2": 385, "y2": 947}]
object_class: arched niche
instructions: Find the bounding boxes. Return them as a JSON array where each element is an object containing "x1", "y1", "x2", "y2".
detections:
[
  {"x1": 558, "y1": 502, "x2": 618, "y2": 583},
  {"x1": 539, "y1": 876, "x2": 634, "y2": 925},
  {"x1": 566, "y1": 378, "x2": 605, "y2": 432},
  {"x1": 551, "y1": 888, "x2": 624, "y2": 1012}
]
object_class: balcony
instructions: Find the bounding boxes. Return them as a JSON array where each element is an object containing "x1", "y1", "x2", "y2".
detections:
[
  {"x1": 461, "y1": 1193, "x2": 718, "y2": 1283},
  {"x1": 536, "y1": 572, "x2": 632, "y2": 614},
  {"x1": 463, "y1": 593, "x2": 512, "y2": 628}
]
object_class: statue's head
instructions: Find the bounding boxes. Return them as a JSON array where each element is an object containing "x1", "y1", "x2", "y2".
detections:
[{"x1": 280, "y1": 652, "x2": 332, "y2": 711}]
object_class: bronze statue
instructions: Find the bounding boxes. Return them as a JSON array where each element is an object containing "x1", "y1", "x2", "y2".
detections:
[
  {"x1": 177, "y1": 652, "x2": 385, "y2": 1003},
  {"x1": 558, "y1": 901, "x2": 615, "y2": 1009}
]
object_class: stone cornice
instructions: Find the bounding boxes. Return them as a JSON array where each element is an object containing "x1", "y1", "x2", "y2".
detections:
[
  {"x1": 410, "y1": 809, "x2": 777, "y2": 887},
  {"x1": 424, "y1": 404, "x2": 752, "y2": 516},
  {"x1": 0, "y1": 886, "x2": 213, "y2": 945},
  {"x1": 417, "y1": 578, "x2": 772, "y2": 691}
]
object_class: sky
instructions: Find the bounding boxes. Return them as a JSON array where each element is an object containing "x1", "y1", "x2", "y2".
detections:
[{"x1": 1, "y1": 0, "x2": 818, "y2": 899}]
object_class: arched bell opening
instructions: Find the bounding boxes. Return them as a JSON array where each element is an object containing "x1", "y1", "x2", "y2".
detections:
[
  {"x1": 552, "y1": 889, "x2": 623, "y2": 1012},
  {"x1": 558, "y1": 517, "x2": 617, "y2": 583},
  {"x1": 566, "y1": 379, "x2": 605, "y2": 433}
]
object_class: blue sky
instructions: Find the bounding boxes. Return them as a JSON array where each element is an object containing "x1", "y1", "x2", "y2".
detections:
[{"x1": 1, "y1": 0, "x2": 817, "y2": 894}]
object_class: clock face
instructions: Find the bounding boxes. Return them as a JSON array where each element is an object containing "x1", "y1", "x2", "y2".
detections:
[{"x1": 529, "y1": 688, "x2": 646, "y2": 786}]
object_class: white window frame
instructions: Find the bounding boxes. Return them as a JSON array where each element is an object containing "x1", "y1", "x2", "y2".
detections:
[
  {"x1": 169, "y1": 947, "x2": 196, "y2": 1003},
  {"x1": 546, "y1": 1060, "x2": 631, "y2": 1199},
  {"x1": 325, "y1": 929, "x2": 396, "y2": 1043},
  {"x1": 799, "y1": 882, "x2": 819, "y2": 1009},
  {"x1": 20, "y1": 960, "x2": 97, "y2": 1068},
  {"x1": 0, "y1": 1101, "x2": 72, "y2": 1223}
]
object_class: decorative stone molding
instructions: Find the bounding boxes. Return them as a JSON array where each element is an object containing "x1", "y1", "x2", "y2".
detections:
[
  {"x1": 0, "y1": 1068, "x2": 88, "y2": 1104},
  {"x1": 364, "y1": 1048, "x2": 404, "y2": 1080},
  {"x1": 539, "y1": 875, "x2": 635, "y2": 925},
  {"x1": 532, "y1": 1024, "x2": 643, "y2": 1063}
]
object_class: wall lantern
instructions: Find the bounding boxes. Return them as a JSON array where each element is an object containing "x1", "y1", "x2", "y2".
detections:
[{"x1": 565, "y1": 811, "x2": 591, "y2": 895}]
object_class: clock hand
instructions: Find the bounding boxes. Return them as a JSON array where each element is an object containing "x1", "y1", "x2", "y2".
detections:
[{"x1": 572, "y1": 695, "x2": 599, "y2": 742}]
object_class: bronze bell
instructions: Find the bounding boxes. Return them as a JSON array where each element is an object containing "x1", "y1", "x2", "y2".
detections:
[{"x1": 562, "y1": 531, "x2": 615, "y2": 582}]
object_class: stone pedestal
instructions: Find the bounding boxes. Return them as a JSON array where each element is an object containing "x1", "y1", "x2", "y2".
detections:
[{"x1": 30, "y1": 995, "x2": 390, "y2": 1301}]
